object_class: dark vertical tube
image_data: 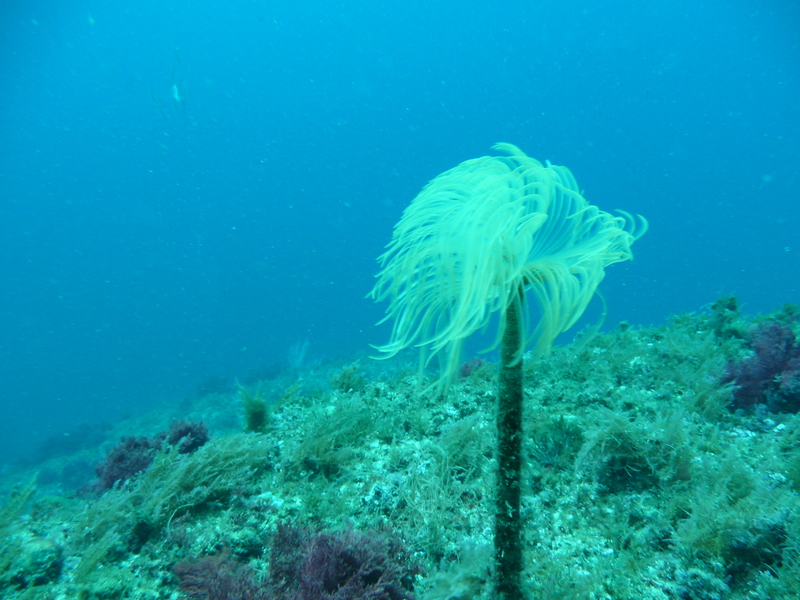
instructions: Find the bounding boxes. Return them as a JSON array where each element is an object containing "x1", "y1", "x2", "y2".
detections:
[{"x1": 495, "y1": 289, "x2": 524, "y2": 599}]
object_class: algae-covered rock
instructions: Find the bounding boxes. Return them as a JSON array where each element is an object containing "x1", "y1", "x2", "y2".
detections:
[{"x1": 7, "y1": 536, "x2": 63, "y2": 588}]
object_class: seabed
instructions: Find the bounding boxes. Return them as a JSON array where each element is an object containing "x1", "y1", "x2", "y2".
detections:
[{"x1": 2, "y1": 300, "x2": 800, "y2": 600}]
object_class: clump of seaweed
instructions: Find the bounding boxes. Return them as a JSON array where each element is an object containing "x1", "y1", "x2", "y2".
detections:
[
  {"x1": 158, "y1": 419, "x2": 211, "y2": 454},
  {"x1": 94, "y1": 435, "x2": 160, "y2": 491},
  {"x1": 288, "y1": 527, "x2": 416, "y2": 600},
  {"x1": 709, "y1": 295, "x2": 746, "y2": 340},
  {"x1": 94, "y1": 420, "x2": 210, "y2": 491},
  {"x1": 724, "y1": 320, "x2": 800, "y2": 412},
  {"x1": 173, "y1": 525, "x2": 417, "y2": 600},
  {"x1": 457, "y1": 358, "x2": 486, "y2": 379},
  {"x1": 79, "y1": 434, "x2": 275, "y2": 550},
  {"x1": 239, "y1": 383, "x2": 271, "y2": 434},
  {"x1": 331, "y1": 362, "x2": 368, "y2": 394},
  {"x1": 174, "y1": 547, "x2": 266, "y2": 600}
]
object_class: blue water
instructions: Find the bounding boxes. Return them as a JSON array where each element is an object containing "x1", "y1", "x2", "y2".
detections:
[{"x1": 1, "y1": 0, "x2": 798, "y2": 464}]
